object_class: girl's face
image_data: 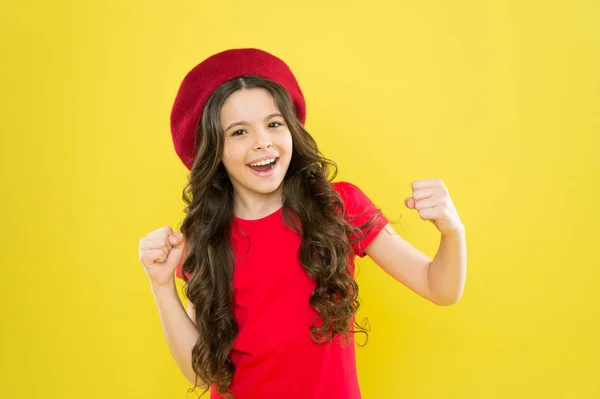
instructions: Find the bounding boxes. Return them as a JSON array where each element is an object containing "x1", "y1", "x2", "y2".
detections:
[{"x1": 219, "y1": 88, "x2": 293, "y2": 202}]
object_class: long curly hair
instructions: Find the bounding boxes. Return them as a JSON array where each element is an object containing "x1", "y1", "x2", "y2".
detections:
[{"x1": 178, "y1": 75, "x2": 377, "y2": 398}]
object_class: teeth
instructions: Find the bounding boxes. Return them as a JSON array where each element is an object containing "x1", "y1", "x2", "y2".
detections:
[{"x1": 249, "y1": 158, "x2": 276, "y2": 166}]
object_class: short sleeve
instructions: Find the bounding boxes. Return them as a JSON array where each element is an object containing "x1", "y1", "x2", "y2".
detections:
[{"x1": 332, "y1": 181, "x2": 389, "y2": 257}]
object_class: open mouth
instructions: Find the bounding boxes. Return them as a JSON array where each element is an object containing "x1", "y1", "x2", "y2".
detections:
[{"x1": 247, "y1": 157, "x2": 279, "y2": 173}]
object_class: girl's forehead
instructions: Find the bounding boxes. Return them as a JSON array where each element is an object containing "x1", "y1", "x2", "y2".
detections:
[{"x1": 220, "y1": 88, "x2": 280, "y2": 124}]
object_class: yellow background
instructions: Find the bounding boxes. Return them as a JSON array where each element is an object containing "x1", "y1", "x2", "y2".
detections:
[{"x1": 1, "y1": 0, "x2": 599, "y2": 398}]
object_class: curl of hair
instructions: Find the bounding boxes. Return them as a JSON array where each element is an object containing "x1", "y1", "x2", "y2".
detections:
[{"x1": 178, "y1": 76, "x2": 378, "y2": 398}]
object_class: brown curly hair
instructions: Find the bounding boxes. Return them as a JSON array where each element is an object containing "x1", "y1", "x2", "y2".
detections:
[{"x1": 178, "y1": 75, "x2": 378, "y2": 398}]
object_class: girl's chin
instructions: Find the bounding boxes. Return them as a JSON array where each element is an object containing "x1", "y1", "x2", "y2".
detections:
[{"x1": 245, "y1": 179, "x2": 284, "y2": 195}]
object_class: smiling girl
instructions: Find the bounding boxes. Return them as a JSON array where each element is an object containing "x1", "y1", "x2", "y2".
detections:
[{"x1": 138, "y1": 48, "x2": 467, "y2": 399}]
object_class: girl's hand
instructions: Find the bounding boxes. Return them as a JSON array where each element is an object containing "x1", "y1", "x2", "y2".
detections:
[
  {"x1": 138, "y1": 226, "x2": 185, "y2": 287},
  {"x1": 405, "y1": 179, "x2": 465, "y2": 236}
]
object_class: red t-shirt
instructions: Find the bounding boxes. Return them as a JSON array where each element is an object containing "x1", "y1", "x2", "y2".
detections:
[{"x1": 175, "y1": 181, "x2": 388, "y2": 398}]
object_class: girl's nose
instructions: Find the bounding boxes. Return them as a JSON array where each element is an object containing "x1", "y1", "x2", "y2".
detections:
[
  {"x1": 254, "y1": 130, "x2": 273, "y2": 150},
  {"x1": 255, "y1": 142, "x2": 273, "y2": 150}
]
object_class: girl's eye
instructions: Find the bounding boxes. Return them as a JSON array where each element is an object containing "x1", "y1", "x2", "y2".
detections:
[
  {"x1": 231, "y1": 129, "x2": 246, "y2": 137},
  {"x1": 269, "y1": 122, "x2": 283, "y2": 128}
]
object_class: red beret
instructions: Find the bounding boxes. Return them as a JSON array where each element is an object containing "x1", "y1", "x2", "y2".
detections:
[{"x1": 170, "y1": 48, "x2": 306, "y2": 170}]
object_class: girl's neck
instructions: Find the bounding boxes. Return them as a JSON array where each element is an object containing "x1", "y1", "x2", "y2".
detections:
[{"x1": 233, "y1": 185, "x2": 284, "y2": 220}]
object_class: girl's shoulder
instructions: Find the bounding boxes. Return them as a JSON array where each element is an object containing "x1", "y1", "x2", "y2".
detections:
[
  {"x1": 331, "y1": 180, "x2": 369, "y2": 195},
  {"x1": 330, "y1": 180, "x2": 361, "y2": 197},
  {"x1": 330, "y1": 181, "x2": 375, "y2": 212}
]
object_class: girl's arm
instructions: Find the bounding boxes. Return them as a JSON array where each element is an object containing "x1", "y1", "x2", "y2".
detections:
[
  {"x1": 365, "y1": 223, "x2": 466, "y2": 306},
  {"x1": 151, "y1": 281, "x2": 207, "y2": 388},
  {"x1": 363, "y1": 179, "x2": 466, "y2": 305}
]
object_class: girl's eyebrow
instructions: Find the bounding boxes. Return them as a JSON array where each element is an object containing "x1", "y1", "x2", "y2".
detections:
[{"x1": 224, "y1": 113, "x2": 283, "y2": 132}]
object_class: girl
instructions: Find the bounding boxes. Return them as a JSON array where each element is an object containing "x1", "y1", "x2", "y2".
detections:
[{"x1": 138, "y1": 48, "x2": 467, "y2": 399}]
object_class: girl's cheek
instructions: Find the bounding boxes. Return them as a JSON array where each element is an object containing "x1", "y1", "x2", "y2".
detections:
[
  {"x1": 284, "y1": 133, "x2": 294, "y2": 151},
  {"x1": 223, "y1": 146, "x2": 243, "y2": 163},
  {"x1": 233, "y1": 150, "x2": 248, "y2": 165}
]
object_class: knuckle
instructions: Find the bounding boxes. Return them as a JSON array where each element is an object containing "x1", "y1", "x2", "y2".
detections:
[{"x1": 151, "y1": 226, "x2": 166, "y2": 236}]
